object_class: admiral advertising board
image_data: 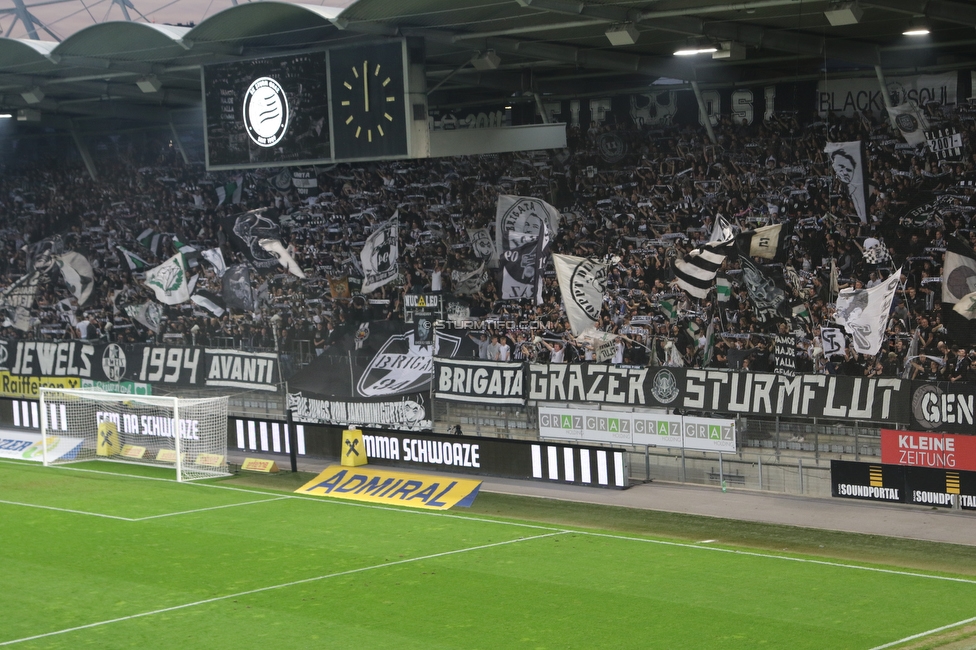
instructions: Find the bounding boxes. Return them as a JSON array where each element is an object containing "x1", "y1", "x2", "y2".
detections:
[
  {"x1": 275, "y1": 420, "x2": 627, "y2": 488},
  {"x1": 538, "y1": 405, "x2": 735, "y2": 453},
  {"x1": 528, "y1": 365, "x2": 909, "y2": 423},
  {"x1": 0, "y1": 339, "x2": 279, "y2": 392},
  {"x1": 434, "y1": 358, "x2": 525, "y2": 405},
  {"x1": 831, "y1": 460, "x2": 976, "y2": 510},
  {"x1": 287, "y1": 323, "x2": 479, "y2": 431}
]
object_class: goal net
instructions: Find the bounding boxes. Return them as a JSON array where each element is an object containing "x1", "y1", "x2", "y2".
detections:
[{"x1": 39, "y1": 388, "x2": 229, "y2": 482}]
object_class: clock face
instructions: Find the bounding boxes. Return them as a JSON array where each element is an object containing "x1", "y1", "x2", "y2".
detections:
[{"x1": 330, "y1": 41, "x2": 409, "y2": 161}]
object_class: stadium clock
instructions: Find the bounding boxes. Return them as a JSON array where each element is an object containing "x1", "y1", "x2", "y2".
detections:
[{"x1": 330, "y1": 40, "x2": 409, "y2": 161}]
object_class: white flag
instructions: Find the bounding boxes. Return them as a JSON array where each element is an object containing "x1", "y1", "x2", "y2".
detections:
[
  {"x1": 125, "y1": 301, "x2": 164, "y2": 331},
  {"x1": 56, "y1": 252, "x2": 94, "y2": 305},
  {"x1": 361, "y1": 214, "x2": 399, "y2": 294},
  {"x1": 144, "y1": 253, "x2": 190, "y2": 305},
  {"x1": 888, "y1": 101, "x2": 929, "y2": 147},
  {"x1": 835, "y1": 270, "x2": 901, "y2": 355},
  {"x1": 259, "y1": 239, "x2": 306, "y2": 278},
  {"x1": 553, "y1": 253, "x2": 607, "y2": 336},
  {"x1": 201, "y1": 248, "x2": 226, "y2": 277}
]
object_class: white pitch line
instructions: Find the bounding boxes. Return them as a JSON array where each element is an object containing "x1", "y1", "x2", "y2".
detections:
[
  {"x1": 0, "y1": 498, "x2": 134, "y2": 521},
  {"x1": 131, "y1": 496, "x2": 290, "y2": 521},
  {"x1": 580, "y1": 530, "x2": 976, "y2": 586},
  {"x1": 868, "y1": 614, "x2": 976, "y2": 650},
  {"x1": 4, "y1": 459, "x2": 976, "y2": 586},
  {"x1": 0, "y1": 531, "x2": 566, "y2": 647}
]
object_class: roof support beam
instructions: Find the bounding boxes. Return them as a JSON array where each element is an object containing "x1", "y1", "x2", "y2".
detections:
[
  {"x1": 862, "y1": 0, "x2": 976, "y2": 27},
  {"x1": 517, "y1": 0, "x2": 878, "y2": 66}
]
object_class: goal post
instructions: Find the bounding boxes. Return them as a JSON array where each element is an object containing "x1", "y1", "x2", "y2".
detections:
[{"x1": 39, "y1": 388, "x2": 229, "y2": 482}]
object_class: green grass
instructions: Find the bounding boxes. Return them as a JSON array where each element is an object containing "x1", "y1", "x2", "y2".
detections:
[{"x1": 2, "y1": 460, "x2": 976, "y2": 649}]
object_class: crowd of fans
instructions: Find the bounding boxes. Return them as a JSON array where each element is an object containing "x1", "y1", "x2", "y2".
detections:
[{"x1": 2, "y1": 100, "x2": 976, "y2": 382}]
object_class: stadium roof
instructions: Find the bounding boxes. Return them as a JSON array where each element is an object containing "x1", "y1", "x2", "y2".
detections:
[{"x1": 0, "y1": 0, "x2": 975, "y2": 132}]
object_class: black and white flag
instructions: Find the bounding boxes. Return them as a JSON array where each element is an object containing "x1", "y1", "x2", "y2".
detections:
[
  {"x1": 835, "y1": 270, "x2": 902, "y2": 355},
  {"x1": 191, "y1": 289, "x2": 227, "y2": 317},
  {"x1": 494, "y1": 195, "x2": 560, "y2": 269},
  {"x1": 201, "y1": 248, "x2": 227, "y2": 277},
  {"x1": 222, "y1": 208, "x2": 285, "y2": 275},
  {"x1": 942, "y1": 235, "x2": 976, "y2": 304},
  {"x1": 56, "y1": 252, "x2": 94, "y2": 306},
  {"x1": 361, "y1": 214, "x2": 399, "y2": 294},
  {"x1": 500, "y1": 220, "x2": 550, "y2": 304},
  {"x1": 259, "y1": 239, "x2": 306, "y2": 278},
  {"x1": 824, "y1": 141, "x2": 869, "y2": 224},
  {"x1": 739, "y1": 223, "x2": 791, "y2": 261},
  {"x1": 739, "y1": 255, "x2": 789, "y2": 326},
  {"x1": 821, "y1": 327, "x2": 845, "y2": 358},
  {"x1": 451, "y1": 263, "x2": 486, "y2": 296},
  {"x1": 0, "y1": 271, "x2": 40, "y2": 331},
  {"x1": 25, "y1": 236, "x2": 63, "y2": 273},
  {"x1": 222, "y1": 264, "x2": 255, "y2": 311},
  {"x1": 467, "y1": 228, "x2": 496, "y2": 264},
  {"x1": 888, "y1": 101, "x2": 929, "y2": 147},
  {"x1": 553, "y1": 253, "x2": 607, "y2": 336},
  {"x1": 673, "y1": 240, "x2": 733, "y2": 300},
  {"x1": 125, "y1": 301, "x2": 164, "y2": 332}
]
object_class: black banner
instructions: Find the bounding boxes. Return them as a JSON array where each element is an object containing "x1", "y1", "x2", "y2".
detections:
[
  {"x1": 830, "y1": 460, "x2": 906, "y2": 503},
  {"x1": 0, "y1": 339, "x2": 279, "y2": 392},
  {"x1": 528, "y1": 365, "x2": 910, "y2": 423},
  {"x1": 287, "y1": 322, "x2": 479, "y2": 430},
  {"x1": 908, "y1": 382, "x2": 976, "y2": 435},
  {"x1": 434, "y1": 358, "x2": 525, "y2": 405}
]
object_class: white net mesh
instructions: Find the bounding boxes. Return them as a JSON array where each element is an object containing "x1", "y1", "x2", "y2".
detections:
[{"x1": 39, "y1": 388, "x2": 229, "y2": 481}]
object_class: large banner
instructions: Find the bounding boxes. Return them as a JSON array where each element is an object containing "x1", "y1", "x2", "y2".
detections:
[
  {"x1": 832, "y1": 460, "x2": 976, "y2": 510},
  {"x1": 0, "y1": 339, "x2": 279, "y2": 392},
  {"x1": 817, "y1": 72, "x2": 956, "y2": 118},
  {"x1": 287, "y1": 322, "x2": 479, "y2": 431},
  {"x1": 538, "y1": 405, "x2": 735, "y2": 453},
  {"x1": 528, "y1": 365, "x2": 910, "y2": 423},
  {"x1": 434, "y1": 358, "x2": 525, "y2": 405}
]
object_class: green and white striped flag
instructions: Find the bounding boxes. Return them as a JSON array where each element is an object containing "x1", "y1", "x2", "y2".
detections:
[
  {"x1": 715, "y1": 274, "x2": 732, "y2": 303},
  {"x1": 117, "y1": 246, "x2": 149, "y2": 271},
  {"x1": 659, "y1": 299, "x2": 677, "y2": 320},
  {"x1": 685, "y1": 319, "x2": 701, "y2": 341},
  {"x1": 216, "y1": 177, "x2": 243, "y2": 206},
  {"x1": 136, "y1": 229, "x2": 162, "y2": 255}
]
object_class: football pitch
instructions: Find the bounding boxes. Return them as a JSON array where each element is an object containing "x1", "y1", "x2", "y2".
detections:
[{"x1": 2, "y1": 459, "x2": 975, "y2": 649}]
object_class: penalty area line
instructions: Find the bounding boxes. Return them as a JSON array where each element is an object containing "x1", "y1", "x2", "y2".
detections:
[
  {"x1": 130, "y1": 496, "x2": 291, "y2": 521},
  {"x1": 0, "y1": 531, "x2": 567, "y2": 647},
  {"x1": 868, "y1": 614, "x2": 976, "y2": 650},
  {"x1": 0, "y1": 498, "x2": 134, "y2": 521}
]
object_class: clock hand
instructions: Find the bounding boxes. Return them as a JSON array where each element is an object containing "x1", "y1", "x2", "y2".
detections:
[{"x1": 363, "y1": 61, "x2": 369, "y2": 113}]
